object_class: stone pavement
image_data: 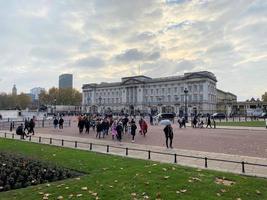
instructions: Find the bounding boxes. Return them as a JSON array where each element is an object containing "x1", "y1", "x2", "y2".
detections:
[{"x1": 1, "y1": 131, "x2": 267, "y2": 179}]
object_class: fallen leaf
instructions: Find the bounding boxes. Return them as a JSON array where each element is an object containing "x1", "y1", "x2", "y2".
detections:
[
  {"x1": 216, "y1": 193, "x2": 221, "y2": 197},
  {"x1": 76, "y1": 194, "x2": 83, "y2": 197},
  {"x1": 92, "y1": 193, "x2": 98, "y2": 196},
  {"x1": 164, "y1": 176, "x2": 170, "y2": 179},
  {"x1": 256, "y1": 190, "x2": 261, "y2": 195},
  {"x1": 162, "y1": 168, "x2": 167, "y2": 171},
  {"x1": 114, "y1": 180, "x2": 118, "y2": 183},
  {"x1": 180, "y1": 189, "x2": 187, "y2": 193},
  {"x1": 131, "y1": 193, "x2": 137, "y2": 196},
  {"x1": 38, "y1": 192, "x2": 44, "y2": 195},
  {"x1": 57, "y1": 196, "x2": 63, "y2": 200},
  {"x1": 46, "y1": 184, "x2": 51, "y2": 187},
  {"x1": 65, "y1": 187, "x2": 69, "y2": 189},
  {"x1": 81, "y1": 187, "x2": 88, "y2": 191}
]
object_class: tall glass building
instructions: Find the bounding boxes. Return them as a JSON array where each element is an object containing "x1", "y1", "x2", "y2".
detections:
[{"x1": 59, "y1": 74, "x2": 73, "y2": 89}]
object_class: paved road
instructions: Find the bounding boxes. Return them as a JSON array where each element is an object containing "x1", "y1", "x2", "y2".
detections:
[{"x1": 32, "y1": 117, "x2": 267, "y2": 159}]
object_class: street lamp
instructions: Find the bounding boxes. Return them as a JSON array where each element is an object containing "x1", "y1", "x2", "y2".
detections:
[
  {"x1": 184, "y1": 88, "x2": 189, "y2": 122},
  {"x1": 53, "y1": 98, "x2": 57, "y2": 116},
  {"x1": 98, "y1": 96, "x2": 102, "y2": 115}
]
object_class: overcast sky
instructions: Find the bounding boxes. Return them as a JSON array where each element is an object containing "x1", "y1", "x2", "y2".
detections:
[{"x1": 0, "y1": 0, "x2": 266, "y2": 100}]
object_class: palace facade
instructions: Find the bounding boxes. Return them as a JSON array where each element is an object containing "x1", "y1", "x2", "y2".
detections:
[{"x1": 82, "y1": 71, "x2": 218, "y2": 115}]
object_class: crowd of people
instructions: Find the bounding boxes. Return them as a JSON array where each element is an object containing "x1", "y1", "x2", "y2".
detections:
[
  {"x1": 15, "y1": 118, "x2": 36, "y2": 139},
  {"x1": 77, "y1": 115, "x2": 148, "y2": 143}
]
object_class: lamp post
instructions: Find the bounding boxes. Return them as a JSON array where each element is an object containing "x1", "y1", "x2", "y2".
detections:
[
  {"x1": 53, "y1": 98, "x2": 57, "y2": 116},
  {"x1": 184, "y1": 88, "x2": 188, "y2": 122},
  {"x1": 98, "y1": 96, "x2": 102, "y2": 115}
]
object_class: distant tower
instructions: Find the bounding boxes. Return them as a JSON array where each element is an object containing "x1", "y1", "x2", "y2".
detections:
[
  {"x1": 59, "y1": 74, "x2": 73, "y2": 89},
  {"x1": 12, "y1": 84, "x2": 17, "y2": 96}
]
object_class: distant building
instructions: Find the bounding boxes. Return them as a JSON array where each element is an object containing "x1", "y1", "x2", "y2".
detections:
[
  {"x1": 30, "y1": 87, "x2": 45, "y2": 100},
  {"x1": 26, "y1": 93, "x2": 35, "y2": 101},
  {"x1": 12, "y1": 84, "x2": 17, "y2": 96},
  {"x1": 82, "y1": 71, "x2": 218, "y2": 115},
  {"x1": 59, "y1": 74, "x2": 73, "y2": 89},
  {"x1": 216, "y1": 89, "x2": 237, "y2": 116}
]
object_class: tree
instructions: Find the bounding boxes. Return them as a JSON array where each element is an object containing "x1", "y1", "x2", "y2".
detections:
[
  {"x1": 262, "y1": 92, "x2": 267, "y2": 102},
  {"x1": 0, "y1": 93, "x2": 31, "y2": 110},
  {"x1": 39, "y1": 87, "x2": 82, "y2": 106}
]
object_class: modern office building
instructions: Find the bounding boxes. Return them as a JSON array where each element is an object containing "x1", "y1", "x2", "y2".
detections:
[
  {"x1": 59, "y1": 74, "x2": 73, "y2": 89},
  {"x1": 30, "y1": 87, "x2": 45, "y2": 100},
  {"x1": 82, "y1": 71, "x2": 219, "y2": 115}
]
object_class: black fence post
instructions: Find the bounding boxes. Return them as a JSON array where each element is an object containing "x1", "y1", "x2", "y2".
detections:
[
  {"x1": 42, "y1": 120, "x2": 44, "y2": 128},
  {"x1": 12, "y1": 134, "x2": 14, "y2": 139},
  {"x1": 174, "y1": 153, "x2": 177, "y2": 163},
  {"x1": 62, "y1": 139, "x2": 64, "y2": 146},
  {"x1": 90, "y1": 143, "x2": 92, "y2": 150},
  {"x1": 107, "y1": 145, "x2": 109, "y2": 153},
  {"x1": 39, "y1": 137, "x2": 41, "y2": 143},
  {"x1": 148, "y1": 150, "x2": 151, "y2": 160},
  {"x1": 205, "y1": 157, "x2": 208, "y2": 168},
  {"x1": 75, "y1": 141, "x2": 77, "y2": 148},
  {"x1": 126, "y1": 148, "x2": 128, "y2": 156},
  {"x1": 29, "y1": 136, "x2": 31, "y2": 141},
  {"x1": 4, "y1": 132, "x2": 6, "y2": 138},
  {"x1": 242, "y1": 161, "x2": 245, "y2": 173},
  {"x1": 50, "y1": 138, "x2": 52, "y2": 144}
]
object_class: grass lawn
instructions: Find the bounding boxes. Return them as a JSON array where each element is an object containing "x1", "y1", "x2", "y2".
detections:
[
  {"x1": 217, "y1": 120, "x2": 266, "y2": 127},
  {"x1": 0, "y1": 138, "x2": 267, "y2": 200}
]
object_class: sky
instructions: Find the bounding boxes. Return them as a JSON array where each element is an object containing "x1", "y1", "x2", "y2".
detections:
[{"x1": 0, "y1": 0, "x2": 266, "y2": 101}]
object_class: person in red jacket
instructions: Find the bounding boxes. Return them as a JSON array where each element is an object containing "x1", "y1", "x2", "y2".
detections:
[{"x1": 139, "y1": 118, "x2": 148, "y2": 136}]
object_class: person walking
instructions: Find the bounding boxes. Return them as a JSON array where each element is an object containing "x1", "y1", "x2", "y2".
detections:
[
  {"x1": 53, "y1": 117, "x2": 59, "y2": 129},
  {"x1": 111, "y1": 121, "x2": 117, "y2": 140},
  {"x1": 85, "y1": 117, "x2": 90, "y2": 134},
  {"x1": 116, "y1": 122, "x2": 123, "y2": 142},
  {"x1": 206, "y1": 115, "x2": 212, "y2": 128},
  {"x1": 78, "y1": 117, "x2": 85, "y2": 134},
  {"x1": 122, "y1": 116, "x2": 129, "y2": 134},
  {"x1": 59, "y1": 117, "x2": 64, "y2": 129},
  {"x1": 163, "y1": 124, "x2": 174, "y2": 149},
  {"x1": 29, "y1": 118, "x2": 35, "y2": 135},
  {"x1": 130, "y1": 121, "x2": 137, "y2": 142},
  {"x1": 265, "y1": 118, "x2": 267, "y2": 129},
  {"x1": 139, "y1": 118, "x2": 148, "y2": 136},
  {"x1": 96, "y1": 120, "x2": 103, "y2": 139}
]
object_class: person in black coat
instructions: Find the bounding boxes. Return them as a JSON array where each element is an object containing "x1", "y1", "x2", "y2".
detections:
[
  {"x1": 78, "y1": 118, "x2": 85, "y2": 133},
  {"x1": 84, "y1": 117, "x2": 90, "y2": 134},
  {"x1": 116, "y1": 122, "x2": 123, "y2": 142},
  {"x1": 163, "y1": 124, "x2": 174, "y2": 148},
  {"x1": 59, "y1": 117, "x2": 64, "y2": 129},
  {"x1": 16, "y1": 124, "x2": 27, "y2": 139},
  {"x1": 130, "y1": 121, "x2": 137, "y2": 142},
  {"x1": 29, "y1": 118, "x2": 35, "y2": 135},
  {"x1": 53, "y1": 118, "x2": 59, "y2": 129},
  {"x1": 96, "y1": 120, "x2": 103, "y2": 139}
]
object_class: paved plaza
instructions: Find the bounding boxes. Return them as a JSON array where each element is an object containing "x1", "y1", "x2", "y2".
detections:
[{"x1": 34, "y1": 117, "x2": 267, "y2": 158}]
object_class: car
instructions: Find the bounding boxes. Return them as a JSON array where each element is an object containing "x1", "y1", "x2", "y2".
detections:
[
  {"x1": 154, "y1": 113, "x2": 175, "y2": 121},
  {"x1": 259, "y1": 112, "x2": 267, "y2": 119},
  {"x1": 212, "y1": 113, "x2": 226, "y2": 119}
]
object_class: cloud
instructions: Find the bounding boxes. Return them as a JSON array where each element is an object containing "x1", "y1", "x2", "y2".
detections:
[
  {"x1": 115, "y1": 49, "x2": 161, "y2": 63},
  {"x1": 0, "y1": 0, "x2": 266, "y2": 100}
]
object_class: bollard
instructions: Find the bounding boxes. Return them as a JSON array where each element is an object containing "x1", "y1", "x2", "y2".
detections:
[
  {"x1": 39, "y1": 137, "x2": 41, "y2": 143},
  {"x1": 107, "y1": 145, "x2": 109, "y2": 153},
  {"x1": 69, "y1": 120, "x2": 71, "y2": 127},
  {"x1": 75, "y1": 141, "x2": 77, "y2": 148},
  {"x1": 242, "y1": 161, "x2": 245, "y2": 173},
  {"x1": 50, "y1": 138, "x2": 52, "y2": 144},
  {"x1": 12, "y1": 134, "x2": 14, "y2": 139},
  {"x1": 205, "y1": 157, "x2": 208, "y2": 168},
  {"x1": 148, "y1": 150, "x2": 151, "y2": 160},
  {"x1": 126, "y1": 148, "x2": 128, "y2": 156},
  {"x1": 90, "y1": 143, "x2": 92, "y2": 150},
  {"x1": 62, "y1": 139, "x2": 64, "y2": 146},
  {"x1": 174, "y1": 153, "x2": 177, "y2": 163}
]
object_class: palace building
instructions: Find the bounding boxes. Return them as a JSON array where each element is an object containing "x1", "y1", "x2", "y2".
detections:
[{"x1": 82, "y1": 71, "x2": 219, "y2": 115}]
